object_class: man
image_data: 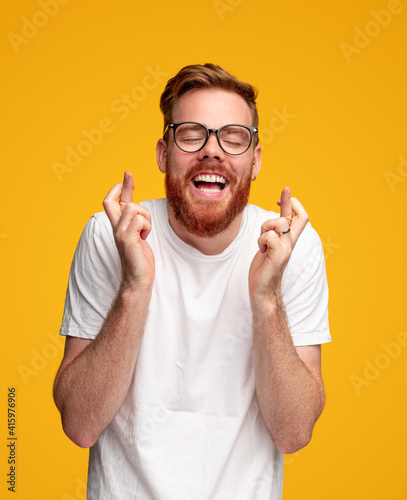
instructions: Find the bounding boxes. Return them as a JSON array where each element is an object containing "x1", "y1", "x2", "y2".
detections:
[{"x1": 54, "y1": 63, "x2": 331, "y2": 499}]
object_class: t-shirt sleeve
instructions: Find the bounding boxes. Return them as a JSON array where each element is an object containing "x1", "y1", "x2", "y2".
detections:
[
  {"x1": 281, "y1": 223, "x2": 331, "y2": 346},
  {"x1": 59, "y1": 212, "x2": 122, "y2": 340}
]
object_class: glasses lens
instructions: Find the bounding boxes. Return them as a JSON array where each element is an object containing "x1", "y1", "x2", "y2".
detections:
[
  {"x1": 174, "y1": 123, "x2": 207, "y2": 152},
  {"x1": 219, "y1": 126, "x2": 251, "y2": 154}
]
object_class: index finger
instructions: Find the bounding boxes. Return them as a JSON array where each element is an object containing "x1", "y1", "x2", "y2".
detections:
[{"x1": 119, "y1": 171, "x2": 135, "y2": 206}]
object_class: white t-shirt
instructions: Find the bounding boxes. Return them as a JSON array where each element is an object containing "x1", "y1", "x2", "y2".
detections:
[{"x1": 60, "y1": 199, "x2": 331, "y2": 500}]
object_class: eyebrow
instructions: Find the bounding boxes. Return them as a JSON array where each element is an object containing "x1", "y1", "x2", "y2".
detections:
[{"x1": 180, "y1": 123, "x2": 205, "y2": 130}]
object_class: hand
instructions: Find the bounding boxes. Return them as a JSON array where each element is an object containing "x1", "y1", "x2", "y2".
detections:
[
  {"x1": 249, "y1": 187, "x2": 308, "y2": 304},
  {"x1": 103, "y1": 171, "x2": 155, "y2": 291}
]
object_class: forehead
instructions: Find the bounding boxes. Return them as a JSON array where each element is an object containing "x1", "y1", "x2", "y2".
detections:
[{"x1": 172, "y1": 88, "x2": 253, "y2": 127}]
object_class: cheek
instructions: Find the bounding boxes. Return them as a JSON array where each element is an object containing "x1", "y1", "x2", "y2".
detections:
[
  {"x1": 168, "y1": 151, "x2": 191, "y2": 174},
  {"x1": 167, "y1": 160, "x2": 192, "y2": 188},
  {"x1": 235, "y1": 161, "x2": 254, "y2": 181}
]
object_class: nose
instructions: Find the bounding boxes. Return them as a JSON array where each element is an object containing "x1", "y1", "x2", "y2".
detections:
[{"x1": 198, "y1": 130, "x2": 225, "y2": 161}]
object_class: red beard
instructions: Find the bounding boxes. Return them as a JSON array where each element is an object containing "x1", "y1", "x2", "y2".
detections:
[{"x1": 165, "y1": 159, "x2": 252, "y2": 238}]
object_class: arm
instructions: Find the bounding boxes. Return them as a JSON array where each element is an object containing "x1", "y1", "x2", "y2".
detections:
[
  {"x1": 53, "y1": 172, "x2": 155, "y2": 448},
  {"x1": 249, "y1": 188, "x2": 325, "y2": 454},
  {"x1": 251, "y1": 296, "x2": 325, "y2": 454}
]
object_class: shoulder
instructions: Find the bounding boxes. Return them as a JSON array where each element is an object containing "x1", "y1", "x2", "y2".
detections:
[
  {"x1": 71, "y1": 212, "x2": 118, "y2": 270},
  {"x1": 127, "y1": 198, "x2": 168, "y2": 226},
  {"x1": 284, "y1": 222, "x2": 326, "y2": 291},
  {"x1": 83, "y1": 211, "x2": 115, "y2": 249},
  {"x1": 293, "y1": 222, "x2": 324, "y2": 259},
  {"x1": 136, "y1": 198, "x2": 167, "y2": 212},
  {"x1": 92, "y1": 210, "x2": 112, "y2": 232}
]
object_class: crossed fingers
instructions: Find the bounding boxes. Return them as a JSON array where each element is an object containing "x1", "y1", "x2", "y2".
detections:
[
  {"x1": 258, "y1": 187, "x2": 308, "y2": 253},
  {"x1": 103, "y1": 171, "x2": 152, "y2": 240}
]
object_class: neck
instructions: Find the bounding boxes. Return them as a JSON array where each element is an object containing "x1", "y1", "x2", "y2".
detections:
[{"x1": 166, "y1": 205, "x2": 244, "y2": 255}]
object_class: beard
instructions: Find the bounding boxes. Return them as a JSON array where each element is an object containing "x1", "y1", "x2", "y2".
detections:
[{"x1": 165, "y1": 158, "x2": 253, "y2": 238}]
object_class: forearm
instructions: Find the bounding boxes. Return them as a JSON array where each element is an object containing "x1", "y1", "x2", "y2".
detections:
[
  {"x1": 252, "y1": 293, "x2": 325, "y2": 454},
  {"x1": 54, "y1": 284, "x2": 151, "y2": 448}
]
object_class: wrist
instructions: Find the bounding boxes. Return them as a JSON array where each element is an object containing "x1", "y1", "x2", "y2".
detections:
[
  {"x1": 250, "y1": 287, "x2": 282, "y2": 313},
  {"x1": 119, "y1": 279, "x2": 153, "y2": 303},
  {"x1": 250, "y1": 289, "x2": 286, "y2": 327}
]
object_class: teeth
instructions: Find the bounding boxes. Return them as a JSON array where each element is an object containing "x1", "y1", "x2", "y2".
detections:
[
  {"x1": 193, "y1": 174, "x2": 226, "y2": 184},
  {"x1": 198, "y1": 187, "x2": 222, "y2": 193}
]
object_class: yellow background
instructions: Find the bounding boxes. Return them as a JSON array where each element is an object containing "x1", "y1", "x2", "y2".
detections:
[{"x1": 1, "y1": 0, "x2": 406, "y2": 498}]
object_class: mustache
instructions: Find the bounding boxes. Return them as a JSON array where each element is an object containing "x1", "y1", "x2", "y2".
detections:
[{"x1": 183, "y1": 160, "x2": 238, "y2": 184}]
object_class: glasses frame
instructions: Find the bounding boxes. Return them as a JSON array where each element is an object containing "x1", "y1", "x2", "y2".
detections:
[{"x1": 165, "y1": 121, "x2": 258, "y2": 156}]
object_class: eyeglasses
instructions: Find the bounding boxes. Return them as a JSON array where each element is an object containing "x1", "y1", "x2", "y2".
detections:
[{"x1": 165, "y1": 121, "x2": 258, "y2": 156}]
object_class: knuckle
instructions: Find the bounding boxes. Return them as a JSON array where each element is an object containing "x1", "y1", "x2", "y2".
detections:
[
  {"x1": 123, "y1": 202, "x2": 146, "y2": 217},
  {"x1": 130, "y1": 213, "x2": 150, "y2": 233},
  {"x1": 262, "y1": 218, "x2": 277, "y2": 232},
  {"x1": 136, "y1": 204, "x2": 150, "y2": 219},
  {"x1": 121, "y1": 202, "x2": 137, "y2": 216},
  {"x1": 132, "y1": 214, "x2": 145, "y2": 227},
  {"x1": 264, "y1": 230, "x2": 277, "y2": 243}
]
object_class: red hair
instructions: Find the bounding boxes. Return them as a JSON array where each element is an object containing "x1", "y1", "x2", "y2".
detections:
[{"x1": 160, "y1": 63, "x2": 259, "y2": 145}]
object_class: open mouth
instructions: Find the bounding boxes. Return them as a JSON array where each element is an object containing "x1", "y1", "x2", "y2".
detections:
[{"x1": 192, "y1": 174, "x2": 227, "y2": 193}]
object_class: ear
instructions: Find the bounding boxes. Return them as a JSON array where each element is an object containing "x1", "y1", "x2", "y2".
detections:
[
  {"x1": 251, "y1": 145, "x2": 262, "y2": 181},
  {"x1": 156, "y1": 138, "x2": 167, "y2": 173}
]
